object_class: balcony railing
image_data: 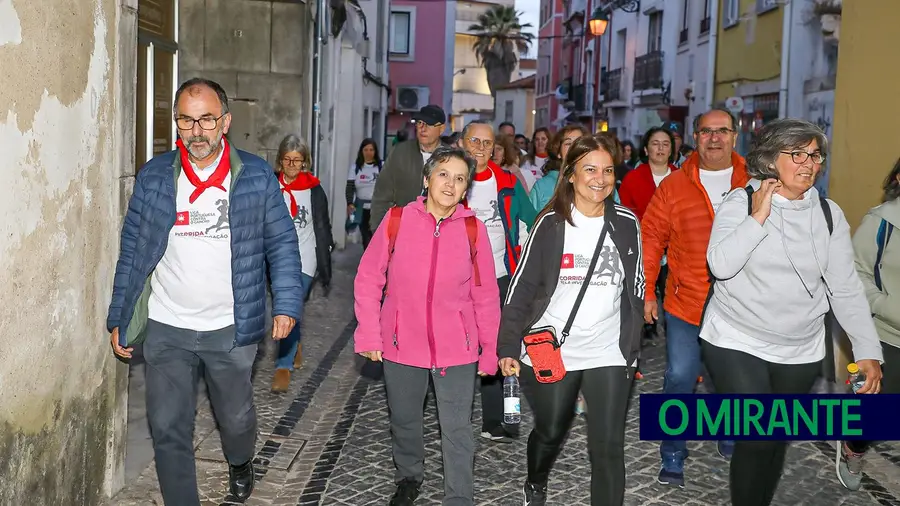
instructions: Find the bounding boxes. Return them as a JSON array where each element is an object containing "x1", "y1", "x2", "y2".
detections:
[
  {"x1": 679, "y1": 27, "x2": 688, "y2": 44},
  {"x1": 606, "y1": 68, "x2": 623, "y2": 101},
  {"x1": 570, "y1": 83, "x2": 586, "y2": 112},
  {"x1": 700, "y1": 16, "x2": 711, "y2": 34},
  {"x1": 633, "y1": 51, "x2": 663, "y2": 91}
]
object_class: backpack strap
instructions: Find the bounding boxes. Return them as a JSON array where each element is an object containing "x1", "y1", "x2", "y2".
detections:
[
  {"x1": 820, "y1": 197, "x2": 833, "y2": 235},
  {"x1": 875, "y1": 218, "x2": 894, "y2": 291},
  {"x1": 383, "y1": 207, "x2": 404, "y2": 295},
  {"x1": 464, "y1": 216, "x2": 482, "y2": 287}
]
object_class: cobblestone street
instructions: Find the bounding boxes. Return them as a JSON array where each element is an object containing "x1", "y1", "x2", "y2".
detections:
[{"x1": 110, "y1": 247, "x2": 900, "y2": 506}]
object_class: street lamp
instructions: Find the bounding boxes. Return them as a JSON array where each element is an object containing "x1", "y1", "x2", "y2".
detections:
[{"x1": 588, "y1": 8, "x2": 609, "y2": 36}]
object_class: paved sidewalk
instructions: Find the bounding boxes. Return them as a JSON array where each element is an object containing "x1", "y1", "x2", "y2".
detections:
[{"x1": 109, "y1": 247, "x2": 900, "y2": 506}]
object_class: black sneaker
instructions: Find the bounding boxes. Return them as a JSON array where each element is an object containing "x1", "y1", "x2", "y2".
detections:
[
  {"x1": 522, "y1": 481, "x2": 547, "y2": 506},
  {"x1": 388, "y1": 478, "x2": 421, "y2": 506},
  {"x1": 480, "y1": 425, "x2": 513, "y2": 443}
]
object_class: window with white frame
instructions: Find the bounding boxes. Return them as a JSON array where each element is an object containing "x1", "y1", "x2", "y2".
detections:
[
  {"x1": 724, "y1": 0, "x2": 740, "y2": 27},
  {"x1": 756, "y1": 0, "x2": 778, "y2": 13},
  {"x1": 389, "y1": 9, "x2": 414, "y2": 58},
  {"x1": 648, "y1": 12, "x2": 663, "y2": 52}
]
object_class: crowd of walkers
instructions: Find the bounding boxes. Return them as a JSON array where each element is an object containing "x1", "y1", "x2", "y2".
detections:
[{"x1": 104, "y1": 78, "x2": 898, "y2": 506}]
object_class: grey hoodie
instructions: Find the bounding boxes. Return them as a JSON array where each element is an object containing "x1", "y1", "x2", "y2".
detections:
[
  {"x1": 703, "y1": 179, "x2": 883, "y2": 362},
  {"x1": 853, "y1": 198, "x2": 900, "y2": 349}
]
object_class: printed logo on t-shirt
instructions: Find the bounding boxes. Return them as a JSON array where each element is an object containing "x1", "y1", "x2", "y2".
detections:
[
  {"x1": 558, "y1": 245, "x2": 622, "y2": 286},
  {"x1": 473, "y1": 199, "x2": 502, "y2": 224},
  {"x1": 294, "y1": 205, "x2": 310, "y2": 229},
  {"x1": 173, "y1": 199, "x2": 230, "y2": 240},
  {"x1": 357, "y1": 172, "x2": 378, "y2": 182}
]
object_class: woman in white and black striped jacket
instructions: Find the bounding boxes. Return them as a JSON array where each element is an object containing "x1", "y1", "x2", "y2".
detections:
[{"x1": 497, "y1": 134, "x2": 644, "y2": 506}]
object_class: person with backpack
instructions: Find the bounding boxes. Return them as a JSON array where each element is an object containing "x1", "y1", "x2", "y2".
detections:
[
  {"x1": 836, "y1": 158, "x2": 900, "y2": 490},
  {"x1": 701, "y1": 118, "x2": 884, "y2": 506},
  {"x1": 354, "y1": 146, "x2": 501, "y2": 506}
]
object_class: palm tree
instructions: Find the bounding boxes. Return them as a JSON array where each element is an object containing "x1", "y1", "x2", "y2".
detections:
[{"x1": 468, "y1": 6, "x2": 534, "y2": 97}]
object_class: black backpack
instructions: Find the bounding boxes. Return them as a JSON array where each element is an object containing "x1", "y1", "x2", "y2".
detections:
[{"x1": 701, "y1": 185, "x2": 836, "y2": 379}]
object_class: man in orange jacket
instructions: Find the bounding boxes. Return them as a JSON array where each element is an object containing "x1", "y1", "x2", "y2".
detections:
[{"x1": 642, "y1": 108, "x2": 750, "y2": 487}]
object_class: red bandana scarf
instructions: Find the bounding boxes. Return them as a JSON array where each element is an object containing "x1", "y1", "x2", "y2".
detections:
[
  {"x1": 279, "y1": 172, "x2": 321, "y2": 217},
  {"x1": 176, "y1": 137, "x2": 231, "y2": 203}
]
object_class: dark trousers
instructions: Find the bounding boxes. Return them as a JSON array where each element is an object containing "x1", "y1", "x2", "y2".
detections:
[
  {"x1": 701, "y1": 340, "x2": 821, "y2": 506},
  {"x1": 521, "y1": 364, "x2": 633, "y2": 505},
  {"x1": 643, "y1": 264, "x2": 668, "y2": 338},
  {"x1": 384, "y1": 360, "x2": 477, "y2": 505},
  {"x1": 144, "y1": 320, "x2": 258, "y2": 506},
  {"x1": 479, "y1": 275, "x2": 511, "y2": 432},
  {"x1": 846, "y1": 343, "x2": 900, "y2": 453},
  {"x1": 361, "y1": 208, "x2": 373, "y2": 250}
]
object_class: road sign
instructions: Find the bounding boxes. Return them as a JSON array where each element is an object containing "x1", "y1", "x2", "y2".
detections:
[{"x1": 725, "y1": 96, "x2": 744, "y2": 113}]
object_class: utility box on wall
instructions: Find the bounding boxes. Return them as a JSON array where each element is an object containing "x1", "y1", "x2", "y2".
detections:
[{"x1": 226, "y1": 99, "x2": 260, "y2": 156}]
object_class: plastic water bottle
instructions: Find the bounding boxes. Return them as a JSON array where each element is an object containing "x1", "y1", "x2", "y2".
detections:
[
  {"x1": 847, "y1": 363, "x2": 866, "y2": 393},
  {"x1": 503, "y1": 376, "x2": 521, "y2": 425}
]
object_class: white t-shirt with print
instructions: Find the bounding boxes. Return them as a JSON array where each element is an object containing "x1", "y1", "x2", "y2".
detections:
[
  {"x1": 699, "y1": 166, "x2": 734, "y2": 213},
  {"x1": 520, "y1": 157, "x2": 548, "y2": 190},
  {"x1": 348, "y1": 162, "x2": 380, "y2": 208},
  {"x1": 522, "y1": 209, "x2": 628, "y2": 371},
  {"x1": 149, "y1": 149, "x2": 235, "y2": 331},
  {"x1": 282, "y1": 188, "x2": 318, "y2": 278},
  {"x1": 467, "y1": 172, "x2": 508, "y2": 278}
]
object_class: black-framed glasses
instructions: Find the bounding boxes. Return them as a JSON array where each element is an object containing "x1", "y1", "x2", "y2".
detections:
[
  {"x1": 697, "y1": 127, "x2": 735, "y2": 138},
  {"x1": 175, "y1": 113, "x2": 227, "y2": 131},
  {"x1": 781, "y1": 150, "x2": 825, "y2": 164},
  {"x1": 282, "y1": 156, "x2": 306, "y2": 167}
]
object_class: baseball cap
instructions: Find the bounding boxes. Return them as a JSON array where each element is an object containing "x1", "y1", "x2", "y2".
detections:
[
  {"x1": 412, "y1": 104, "x2": 446, "y2": 126},
  {"x1": 663, "y1": 121, "x2": 684, "y2": 137}
]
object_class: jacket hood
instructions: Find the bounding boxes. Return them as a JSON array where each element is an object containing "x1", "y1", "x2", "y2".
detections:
[
  {"x1": 870, "y1": 198, "x2": 900, "y2": 227},
  {"x1": 408, "y1": 196, "x2": 475, "y2": 220}
]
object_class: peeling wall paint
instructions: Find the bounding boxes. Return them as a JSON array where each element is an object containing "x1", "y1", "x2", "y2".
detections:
[{"x1": 0, "y1": 0, "x2": 130, "y2": 503}]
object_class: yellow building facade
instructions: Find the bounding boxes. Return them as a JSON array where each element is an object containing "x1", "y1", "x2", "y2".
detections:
[{"x1": 712, "y1": 0, "x2": 783, "y2": 154}]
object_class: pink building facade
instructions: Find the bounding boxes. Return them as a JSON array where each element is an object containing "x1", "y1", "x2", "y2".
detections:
[
  {"x1": 534, "y1": 0, "x2": 565, "y2": 131},
  {"x1": 387, "y1": 0, "x2": 457, "y2": 140}
]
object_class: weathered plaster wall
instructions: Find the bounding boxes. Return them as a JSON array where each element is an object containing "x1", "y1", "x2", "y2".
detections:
[
  {"x1": 0, "y1": 0, "x2": 134, "y2": 503},
  {"x1": 178, "y1": 0, "x2": 311, "y2": 165}
]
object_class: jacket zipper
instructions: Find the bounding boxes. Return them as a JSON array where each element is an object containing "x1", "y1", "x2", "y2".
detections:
[
  {"x1": 459, "y1": 311, "x2": 470, "y2": 350},
  {"x1": 426, "y1": 217, "x2": 443, "y2": 372},
  {"x1": 393, "y1": 310, "x2": 399, "y2": 349}
]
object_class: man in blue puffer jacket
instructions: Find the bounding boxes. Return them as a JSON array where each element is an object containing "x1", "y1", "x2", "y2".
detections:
[{"x1": 106, "y1": 78, "x2": 303, "y2": 505}]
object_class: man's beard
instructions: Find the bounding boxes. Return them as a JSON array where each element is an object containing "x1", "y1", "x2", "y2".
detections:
[{"x1": 184, "y1": 130, "x2": 224, "y2": 160}]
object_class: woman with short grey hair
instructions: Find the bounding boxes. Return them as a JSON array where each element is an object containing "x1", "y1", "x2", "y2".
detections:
[
  {"x1": 354, "y1": 146, "x2": 500, "y2": 505},
  {"x1": 700, "y1": 118, "x2": 884, "y2": 506}
]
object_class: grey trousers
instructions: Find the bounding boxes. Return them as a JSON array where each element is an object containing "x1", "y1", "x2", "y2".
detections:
[
  {"x1": 383, "y1": 359, "x2": 477, "y2": 506},
  {"x1": 144, "y1": 319, "x2": 258, "y2": 506}
]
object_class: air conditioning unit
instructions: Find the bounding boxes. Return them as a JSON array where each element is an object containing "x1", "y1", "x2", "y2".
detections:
[{"x1": 396, "y1": 86, "x2": 430, "y2": 111}]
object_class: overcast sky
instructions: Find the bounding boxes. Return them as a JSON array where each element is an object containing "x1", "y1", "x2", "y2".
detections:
[{"x1": 515, "y1": 0, "x2": 540, "y2": 58}]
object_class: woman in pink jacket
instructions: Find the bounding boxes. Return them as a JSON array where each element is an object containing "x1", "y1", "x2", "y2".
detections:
[{"x1": 354, "y1": 146, "x2": 501, "y2": 506}]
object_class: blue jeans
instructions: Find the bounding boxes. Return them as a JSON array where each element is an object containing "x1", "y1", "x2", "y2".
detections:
[
  {"x1": 275, "y1": 272, "x2": 314, "y2": 370},
  {"x1": 659, "y1": 313, "x2": 704, "y2": 459}
]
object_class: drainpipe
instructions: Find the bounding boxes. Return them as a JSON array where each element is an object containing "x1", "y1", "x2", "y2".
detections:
[
  {"x1": 778, "y1": 0, "x2": 792, "y2": 118},
  {"x1": 704, "y1": 0, "x2": 719, "y2": 111},
  {"x1": 310, "y1": 0, "x2": 327, "y2": 176}
]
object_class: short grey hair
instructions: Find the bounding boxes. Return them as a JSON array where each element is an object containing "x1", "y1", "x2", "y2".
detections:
[
  {"x1": 745, "y1": 118, "x2": 829, "y2": 180},
  {"x1": 693, "y1": 107, "x2": 738, "y2": 133},
  {"x1": 275, "y1": 134, "x2": 311, "y2": 172},
  {"x1": 423, "y1": 146, "x2": 477, "y2": 187},
  {"x1": 461, "y1": 119, "x2": 494, "y2": 141}
]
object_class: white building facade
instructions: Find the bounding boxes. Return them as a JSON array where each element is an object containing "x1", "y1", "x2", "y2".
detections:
[{"x1": 671, "y1": 0, "x2": 717, "y2": 139}]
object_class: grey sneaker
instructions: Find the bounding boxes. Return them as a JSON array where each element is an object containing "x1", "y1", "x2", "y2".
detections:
[{"x1": 836, "y1": 441, "x2": 864, "y2": 491}]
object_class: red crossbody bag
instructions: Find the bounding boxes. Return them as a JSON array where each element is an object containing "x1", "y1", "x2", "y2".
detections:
[{"x1": 523, "y1": 221, "x2": 610, "y2": 383}]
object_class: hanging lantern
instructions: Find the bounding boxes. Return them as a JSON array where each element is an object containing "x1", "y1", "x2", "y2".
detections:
[{"x1": 589, "y1": 7, "x2": 609, "y2": 37}]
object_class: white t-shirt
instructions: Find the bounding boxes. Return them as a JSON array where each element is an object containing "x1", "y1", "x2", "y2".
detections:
[
  {"x1": 347, "y1": 162, "x2": 380, "y2": 207},
  {"x1": 520, "y1": 157, "x2": 548, "y2": 190},
  {"x1": 149, "y1": 149, "x2": 235, "y2": 331},
  {"x1": 522, "y1": 209, "x2": 627, "y2": 371},
  {"x1": 652, "y1": 168, "x2": 672, "y2": 187},
  {"x1": 282, "y1": 187, "x2": 318, "y2": 277},
  {"x1": 467, "y1": 172, "x2": 508, "y2": 277},
  {"x1": 421, "y1": 149, "x2": 431, "y2": 165},
  {"x1": 699, "y1": 166, "x2": 734, "y2": 213}
]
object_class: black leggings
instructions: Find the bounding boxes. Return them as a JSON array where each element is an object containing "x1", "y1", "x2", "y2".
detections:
[
  {"x1": 701, "y1": 340, "x2": 821, "y2": 506},
  {"x1": 846, "y1": 343, "x2": 900, "y2": 453},
  {"x1": 521, "y1": 364, "x2": 633, "y2": 506},
  {"x1": 361, "y1": 209, "x2": 373, "y2": 250}
]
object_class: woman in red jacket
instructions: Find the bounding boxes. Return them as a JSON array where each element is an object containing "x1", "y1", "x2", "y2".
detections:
[{"x1": 618, "y1": 126, "x2": 678, "y2": 221}]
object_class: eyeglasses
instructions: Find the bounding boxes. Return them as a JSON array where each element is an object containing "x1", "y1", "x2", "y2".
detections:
[
  {"x1": 696, "y1": 127, "x2": 735, "y2": 138},
  {"x1": 175, "y1": 113, "x2": 226, "y2": 131},
  {"x1": 416, "y1": 120, "x2": 441, "y2": 129},
  {"x1": 282, "y1": 157, "x2": 306, "y2": 167},
  {"x1": 466, "y1": 137, "x2": 494, "y2": 149},
  {"x1": 781, "y1": 150, "x2": 825, "y2": 165}
]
